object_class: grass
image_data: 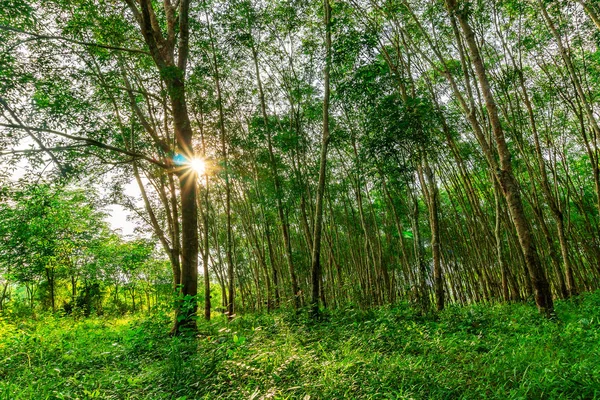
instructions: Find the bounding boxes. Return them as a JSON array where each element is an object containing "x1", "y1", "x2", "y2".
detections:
[{"x1": 1, "y1": 292, "x2": 599, "y2": 399}]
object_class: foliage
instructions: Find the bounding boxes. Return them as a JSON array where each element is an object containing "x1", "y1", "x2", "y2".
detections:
[{"x1": 0, "y1": 182, "x2": 171, "y2": 315}]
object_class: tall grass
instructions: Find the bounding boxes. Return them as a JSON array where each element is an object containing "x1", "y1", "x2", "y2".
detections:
[{"x1": 1, "y1": 292, "x2": 599, "y2": 399}]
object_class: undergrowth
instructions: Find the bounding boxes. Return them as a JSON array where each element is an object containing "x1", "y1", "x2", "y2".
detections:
[{"x1": 1, "y1": 292, "x2": 599, "y2": 399}]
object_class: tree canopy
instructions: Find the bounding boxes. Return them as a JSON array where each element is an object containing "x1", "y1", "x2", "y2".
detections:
[{"x1": 2, "y1": 0, "x2": 600, "y2": 328}]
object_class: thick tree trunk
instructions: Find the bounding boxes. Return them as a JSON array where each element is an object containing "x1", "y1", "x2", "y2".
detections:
[
  {"x1": 171, "y1": 78, "x2": 199, "y2": 332},
  {"x1": 125, "y1": 0, "x2": 198, "y2": 333}
]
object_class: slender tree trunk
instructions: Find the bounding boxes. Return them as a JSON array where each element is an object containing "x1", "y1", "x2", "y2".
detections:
[
  {"x1": 423, "y1": 157, "x2": 443, "y2": 311},
  {"x1": 579, "y1": 0, "x2": 600, "y2": 31},
  {"x1": 46, "y1": 268, "x2": 55, "y2": 312},
  {"x1": 265, "y1": 219, "x2": 280, "y2": 306},
  {"x1": 411, "y1": 193, "x2": 430, "y2": 312},
  {"x1": 250, "y1": 42, "x2": 300, "y2": 309},
  {"x1": 131, "y1": 286, "x2": 136, "y2": 313},
  {"x1": 0, "y1": 281, "x2": 8, "y2": 311},
  {"x1": 198, "y1": 103, "x2": 212, "y2": 320},
  {"x1": 71, "y1": 274, "x2": 77, "y2": 303},
  {"x1": 446, "y1": 0, "x2": 554, "y2": 316},
  {"x1": 204, "y1": 6, "x2": 235, "y2": 320},
  {"x1": 494, "y1": 181, "x2": 510, "y2": 302},
  {"x1": 311, "y1": 0, "x2": 332, "y2": 319}
]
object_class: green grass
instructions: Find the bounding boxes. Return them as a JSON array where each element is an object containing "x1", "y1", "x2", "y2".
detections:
[{"x1": 1, "y1": 292, "x2": 600, "y2": 399}]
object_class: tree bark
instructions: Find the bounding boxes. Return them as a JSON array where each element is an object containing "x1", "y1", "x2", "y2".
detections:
[
  {"x1": 124, "y1": 0, "x2": 199, "y2": 332},
  {"x1": 311, "y1": 0, "x2": 332, "y2": 319}
]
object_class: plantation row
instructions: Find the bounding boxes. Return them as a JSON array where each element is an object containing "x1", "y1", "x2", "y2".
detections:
[{"x1": 3, "y1": 0, "x2": 600, "y2": 330}]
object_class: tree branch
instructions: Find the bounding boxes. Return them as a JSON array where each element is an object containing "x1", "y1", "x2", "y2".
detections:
[
  {"x1": 0, "y1": 144, "x2": 88, "y2": 156},
  {"x1": 0, "y1": 122, "x2": 170, "y2": 169},
  {"x1": 0, "y1": 25, "x2": 150, "y2": 55},
  {"x1": 0, "y1": 97, "x2": 67, "y2": 175}
]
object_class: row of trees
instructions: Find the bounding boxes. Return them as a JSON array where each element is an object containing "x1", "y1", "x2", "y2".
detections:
[
  {"x1": 2, "y1": 0, "x2": 600, "y2": 330},
  {"x1": 0, "y1": 183, "x2": 172, "y2": 314}
]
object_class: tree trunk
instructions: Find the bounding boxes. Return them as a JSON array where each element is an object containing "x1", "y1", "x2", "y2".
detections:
[
  {"x1": 204, "y1": 5, "x2": 234, "y2": 319},
  {"x1": 172, "y1": 78, "x2": 199, "y2": 331},
  {"x1": 125, "y1": 0, "x2": 198, "y2": 333},
  {"x1": 250, "y1": 42, "x2": 300, "y2": 309},
  {"x1": 311, "y1": 0, "x2": 332, "y2": 319},
  {"x1": 0, "y1": 281, "x2": 8, "y2": 311},
  {"x1": 446, "y1": 0, "x2": 554, "y2": 316},
  {"x1": 423, "y1": 157, "x2": 443, "y2": 311},
  {"x1": 46, "y1": 267, "x2": 55, "y2": 312}
]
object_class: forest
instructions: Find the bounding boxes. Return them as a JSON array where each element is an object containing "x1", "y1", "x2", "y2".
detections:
[{"x1": 1, "y1": 0, "x2": 600, "y2": 398}]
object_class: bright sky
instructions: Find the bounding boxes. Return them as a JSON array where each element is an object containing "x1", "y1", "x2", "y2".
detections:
[
  {"x1": 102, "y1": 178, "x2": 141, "y2": 237},
  {"x1": 6, "y1": 148, "x2": 139, "y2": 237},
  {"x1": 104, "y1": 204, "x2": 135, "y2": 236}
]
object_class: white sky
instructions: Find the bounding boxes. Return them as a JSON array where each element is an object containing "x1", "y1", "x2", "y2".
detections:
[
  {"x1": 104, "y1": 204, "x2": 135, "y2": 236},
  {"x1": 102, "y1": 178, "x2": 141, "y2": 237},
  {"x1": 5, "y1": 148, "x2": 139, "y2": 237}
]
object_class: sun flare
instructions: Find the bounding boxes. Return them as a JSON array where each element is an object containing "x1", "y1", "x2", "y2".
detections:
[{"x1": 190, "y1": 158, "x2": 206, "y2": 175}]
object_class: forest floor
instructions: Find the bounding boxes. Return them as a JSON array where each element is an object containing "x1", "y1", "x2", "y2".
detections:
[{"x1": 1, "y1": 293, "x2": 599, "y2": 400}]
